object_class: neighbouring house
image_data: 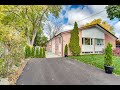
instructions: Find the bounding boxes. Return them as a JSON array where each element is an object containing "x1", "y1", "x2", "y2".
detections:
[{"x1": 46, "y1": 24, "x2": 118, "y2": 56}]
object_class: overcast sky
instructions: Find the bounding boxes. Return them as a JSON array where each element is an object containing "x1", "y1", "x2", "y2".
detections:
[{"x1": 44, "y1": 5, "x2": 120, "y2": 38}]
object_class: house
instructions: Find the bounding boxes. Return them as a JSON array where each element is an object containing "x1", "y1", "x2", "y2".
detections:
[{"x1": 46, "y1": 24, "x2": 118, "y2": 56}]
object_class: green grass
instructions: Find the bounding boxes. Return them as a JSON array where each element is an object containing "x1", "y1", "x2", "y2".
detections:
[{"x1": 69, "y1": 54, "x2": 120, "y2": 76}]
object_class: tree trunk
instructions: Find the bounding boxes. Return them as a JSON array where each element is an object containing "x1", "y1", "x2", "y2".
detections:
[
  {"x1": 27, "y1": 36, "x2": 31, "y2": 45},
  {"x1": 31, "y1": 29, "x2": 37, "y2": 46}
]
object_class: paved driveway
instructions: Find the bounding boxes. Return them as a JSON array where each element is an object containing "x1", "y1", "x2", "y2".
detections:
[
  {"x1": 17, "y1": 57, "x2": 120, "y2": 85},
  {"x1": 46, "y1": 51, "x2": 62, "y2": 58}
]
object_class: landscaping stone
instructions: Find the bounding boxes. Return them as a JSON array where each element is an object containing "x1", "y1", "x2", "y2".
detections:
[{"x1": 0, "y1": 77, "x2": 9, "y2": 85}]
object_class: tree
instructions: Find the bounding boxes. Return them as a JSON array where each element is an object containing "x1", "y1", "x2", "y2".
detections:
[
  {"x1": 84, "y1": 18, "x2": 115, "y2": 34},
  {"x1": 69, "y1": 22, "x2": 81, "y2": 56},
  {"x1": 39, "y1": 47, "x2": 43, "y2": 58},
  {"x1": 1, "y1": 5, "x2": 62, "y2": 46},
  {"x1": 0, "y1": 25, "x2": 25, "y2": 77},
  {"x1": 45, "y1": 21, "x2": 62, "y2": 39},
  {"x1": 104, "y1": 42, "x2": 113, "y2": 66},
  {"x1": 35, "y1": 47, "x2": 39, "y2": 58},
  {"x1": 31, "y1": 46, "x2": 35, "y2": 58},
  {"x1": 34, "y1": 29, "x2": 48, "y2": 47},
  {"x1": 42, "y1": 48, "x2": 46, "y2": 58},
  {"x1": 64, "y1": 44, "x2": 68, "y2": 56},
  {"x1": 105, "y1": 5, "x2": 120, "y2": 20}
]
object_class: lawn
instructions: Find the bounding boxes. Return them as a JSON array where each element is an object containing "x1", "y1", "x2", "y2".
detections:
[{"x1": 69, "y1": 54, "x2": 120, "y2": 76}]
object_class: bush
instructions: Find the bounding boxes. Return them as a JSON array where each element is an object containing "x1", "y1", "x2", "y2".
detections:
[
  {"x1": 104, "y1": 42, "x2": 113, "y2": 66},
  {"x1": 39, "y1": 47, "x2": 43, "y2": 58},
  {"x1": 43, "y1": 48, "x2": 46, "y2": 58},
  {"x1": 64, "y1": 44, "x2": 68, "y2": 55},
  {"x1": 31, "y1": 46, "x2": 35, "y2": 58},
  {"x1": 35, "y1": 47, "x2": 40, "y2": 58},
  {"x1": 25, "y1": 45, "x2": 31, "y2": 58},
  {"x1": 69, "y1": 22, "x2": 81, "y2": 56},
  {"x1": 0, "y1": 59, "x2": 8, "y2": 78}
]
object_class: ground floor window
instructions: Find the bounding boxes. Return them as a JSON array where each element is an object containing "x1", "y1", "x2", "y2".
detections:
[
  {"x1": 82, "y1": 37, "x2": 93, "y2": 45},
  {"x1": 95, "y1": 39, "x2": 104, "y2": 45}
]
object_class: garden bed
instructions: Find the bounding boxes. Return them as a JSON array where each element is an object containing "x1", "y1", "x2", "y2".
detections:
[
  {"x1": 8, "y1": 59, "x2": 29, "y2": 85},
  {"x1": 69, "y1": 54, "x2": 120, "y2": 76}
]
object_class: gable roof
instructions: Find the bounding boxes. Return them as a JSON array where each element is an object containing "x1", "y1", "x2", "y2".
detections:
[{"x1": 47, "y1": 24, "x2": 118, "y2": 43}]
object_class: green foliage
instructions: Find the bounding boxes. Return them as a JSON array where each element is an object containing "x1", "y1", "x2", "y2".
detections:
[
  {"x1": 35, "y1": 47, "x2": 40, "y2": 58},
  {"x1": 69, "y1": 54, "x2": 120, "y2": 75},
  {"x1": 0, "y1": 59, "x2": 8, "y2": 78},
  {"x1": 104, "y1": 42, "x2": 113, "y2": 66},
  {"x1": 25, "y1": 45, "x2": 31, "y2": 58},
  {"x1": 105, "y1": 5, "x2": 120, "y2": 20},
  {"x1": 24, "y1": 46, "x2": 45, "y2": 58},
  {"x1": 64, "y1": 44, "x2": 68, "y2": 55},
  {"x1": 1, "y1": 5, "x2": 62, "y2": 46},
  {"x1": 31, "y1": 46, "x2": 35, "y2": 58},
  {"x1": 34, "y1": 30, "x2": 48, "y2": 47},
  {"x1": 43, "y1": 48, "x2": 46, "y2": 58},
  {"x1": 39, "y1": 47, "x2": 43, "y2": 58},
  {"x1": 15, "y1": 62, "x2": 20, "y2": 67},
  {"x1": 69, "y1": 22, "x2": 81, "y2": 56}
]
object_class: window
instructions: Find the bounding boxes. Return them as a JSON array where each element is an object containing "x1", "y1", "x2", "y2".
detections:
[
  {"x1": 91, "y1": 38, "x2": 92, "y2": 45},
  {"x1": 85, "y1": 38, "x2": 90, "y2": 45},
  {"x1": 95, "y1": 39, "x2": 104, "y2": 45},
  {"x1": 82, "y1": 38, "x2": 93, "y2": 45}
]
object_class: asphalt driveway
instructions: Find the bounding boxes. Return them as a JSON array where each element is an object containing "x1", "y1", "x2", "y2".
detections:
[{"x1": 17, "y1": 57, "x2": 120, "y2": 85}]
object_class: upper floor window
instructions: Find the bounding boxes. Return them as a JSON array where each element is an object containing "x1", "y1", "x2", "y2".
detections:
[{"x1": 95, "y1": 39, "x2": 104, "y2": 45}]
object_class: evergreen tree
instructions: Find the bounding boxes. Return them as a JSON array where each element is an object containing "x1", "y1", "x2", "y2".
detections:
[
  {"x1": 31, "y1": 46, "x2": 35, "y2": 58},
  {"x1": 25, "y1": 45, "x2": 31, "y2": 58},
  {"x1": 39, "y1": 47, "x2": 43, "y2": 58},
  {"x1": 35, "y1": 47, "x2": 39, "y2": 58},
  {"x1": 64, "y1": 44, "x2": 68, "y2": 56},
  {"x1": 69, "y1": 22, "x2": 81, "y2": 56},
  {"x1": 104, "y1": 42, "x2": 113, "y2": 66},
  {"x1": 43, "y1": 48, "x2": 46, "y2": 58}
]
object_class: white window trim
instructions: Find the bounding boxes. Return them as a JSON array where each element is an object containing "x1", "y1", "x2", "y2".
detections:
[
  {"x1": 82, "y1": 37, "x2": 93, "y2": 45},
  {"x1": 95, "y1": 38, "x2": 104, "y2": 46}
]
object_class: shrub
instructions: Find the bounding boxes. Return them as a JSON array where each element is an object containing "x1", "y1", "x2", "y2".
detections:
[
  {"x1": 104, "y1": 42, "x2": 113, "y2": 66},
  {"x1": 35, "y1": 47, "x2": 40, "y2": 58},
  {"x1": 43, "y1": 48, "x2": 46, "y2": 58},
  {"x1": 64, "y1": 44, "x2": 68, "y2": 55},
  {"x1": 39, "y1": 47, "x2": 43, "y2": 58},
  {"x1": 69, "y1": 22, "x2": 81, "y2": 56},
  {"x1": 0, "y1": 59, "x2": 8, "y2": 78},
  {"x1": 25, "y1": 45, "x2": 31, "y2": 58},
  {"x1": 31, "y1": 46, "x2": 35, "y2": 58}
]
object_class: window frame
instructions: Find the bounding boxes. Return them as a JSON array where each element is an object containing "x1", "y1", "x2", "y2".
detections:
[
  {"x1": 95, "y1": 38, "x2": 104, "y2": 45},
  {"x1": 82, "y1": 37, "x2": 93, "y2": 45}
]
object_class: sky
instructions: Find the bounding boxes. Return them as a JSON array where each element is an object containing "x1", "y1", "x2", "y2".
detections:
[{"x1": 44, "y1": 5, "x2": 120, "y2": 39}]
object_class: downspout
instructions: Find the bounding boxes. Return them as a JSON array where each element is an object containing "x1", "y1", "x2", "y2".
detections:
[{"x1": 60, "y1": 33, "x2": 63, "y2": 57}]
